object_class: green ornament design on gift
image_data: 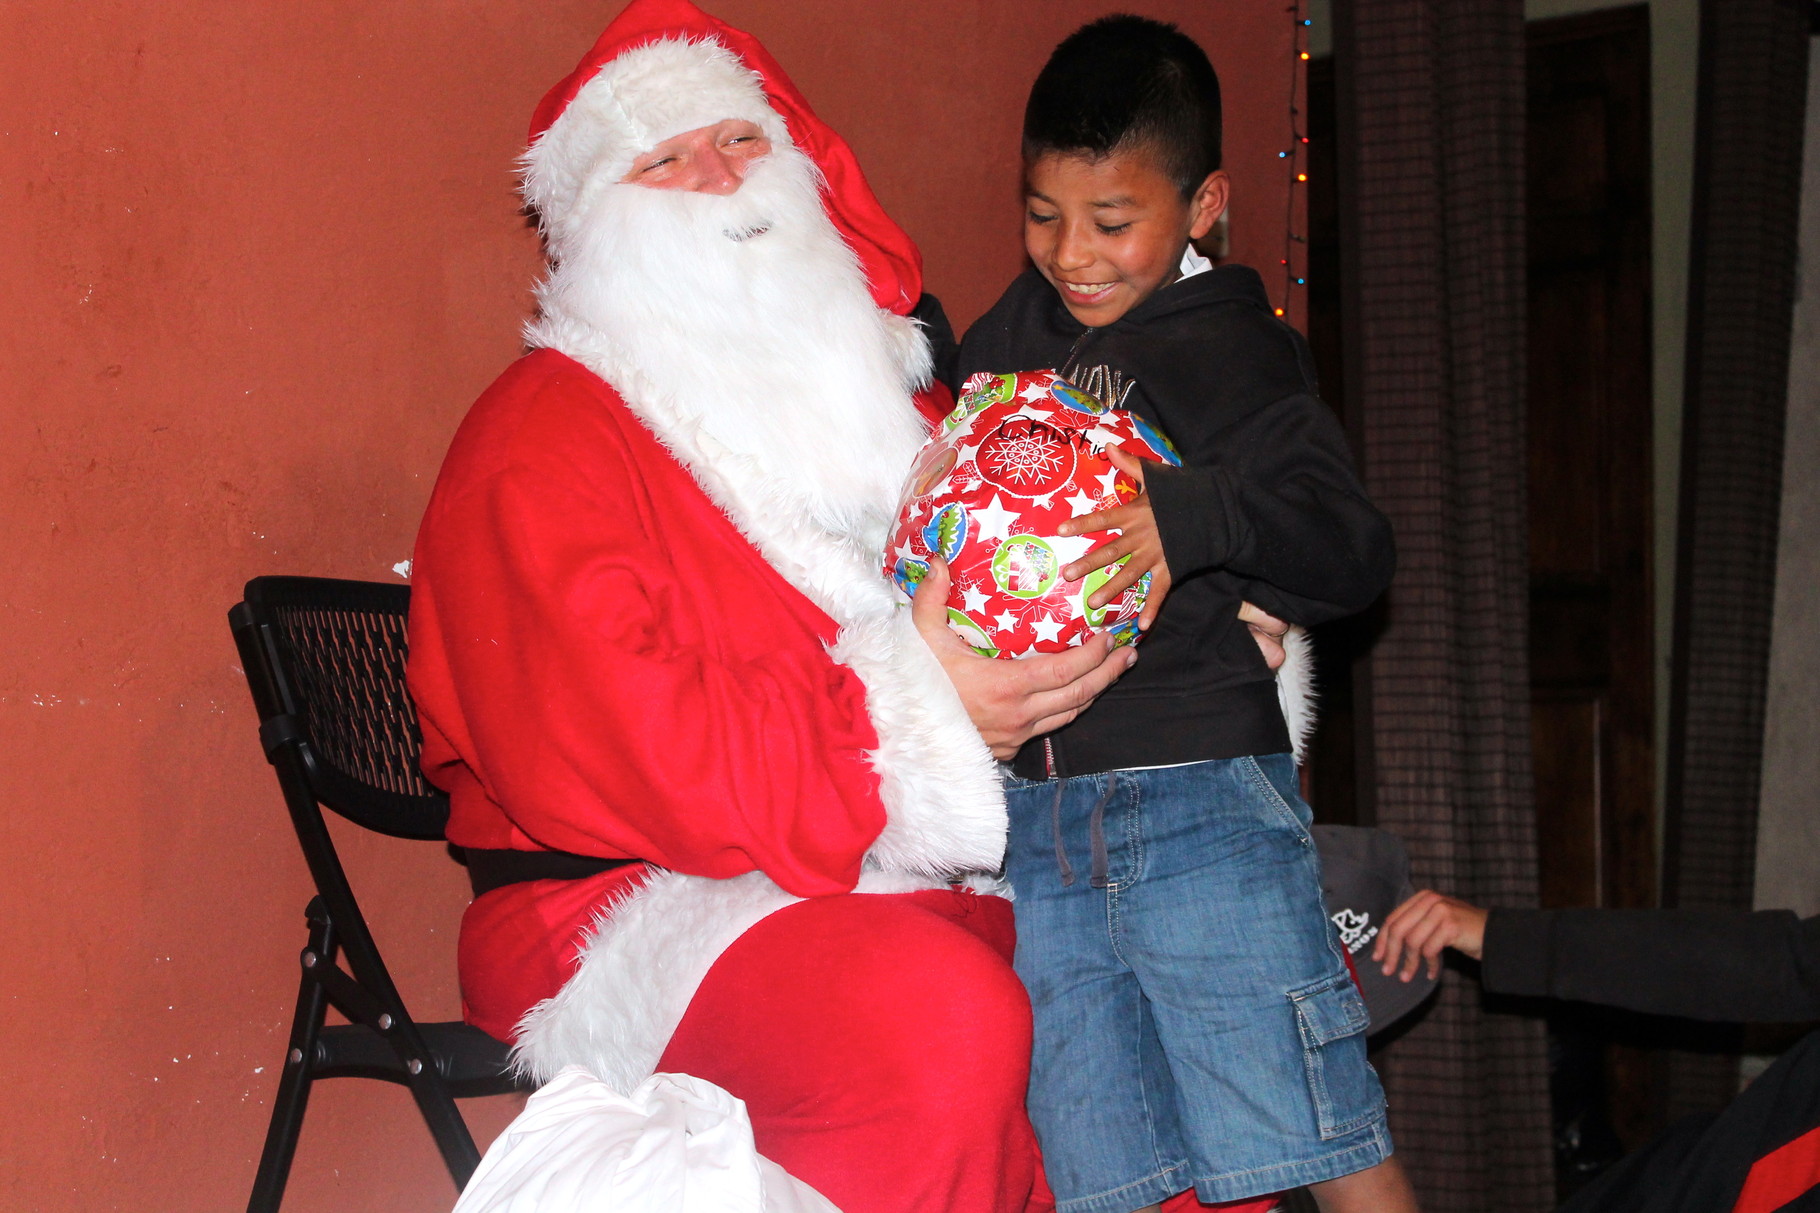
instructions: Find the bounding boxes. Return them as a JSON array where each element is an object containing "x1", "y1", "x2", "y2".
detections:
[
  {"x1": 923, "y1": 503, "x2": 968, "y2": 562},
  {"x1": 947, "y1": 608, "x2": 999, "y2": 658},
  {"x1": 1050, "y1": 382, "x2": 1108, "y2": 416},
  {"x1": 991, "y1": 535, "x2": 1060, "y2": 599},
  {"x1": 946, "y1": 373, "x2": 1017, "y2": 431},
  {"x1": 893, "y1": 556, "x2": 930, "y2": 598},
  {"x1": 1081, "y1": 558, "x2": 1137, "y2": 628}
]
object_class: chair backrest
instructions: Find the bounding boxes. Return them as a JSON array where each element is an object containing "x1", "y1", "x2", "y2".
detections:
[{"x1": 230, "y1": 575, "x2": 448, "y2": 840}]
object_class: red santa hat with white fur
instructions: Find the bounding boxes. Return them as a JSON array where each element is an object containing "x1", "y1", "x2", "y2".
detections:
[{"x1": 520, "y1": 0, "x2": 925, "y2": 317}]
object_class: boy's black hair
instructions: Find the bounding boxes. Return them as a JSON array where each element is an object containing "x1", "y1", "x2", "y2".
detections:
[{"x1": 1023, "y1": 14, "x2": 1222, "y2": 197}]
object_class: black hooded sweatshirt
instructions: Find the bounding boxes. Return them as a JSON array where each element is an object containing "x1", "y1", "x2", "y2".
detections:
[{"x1": 948, "y1": 263, "x2": 1394, "y2": 779}]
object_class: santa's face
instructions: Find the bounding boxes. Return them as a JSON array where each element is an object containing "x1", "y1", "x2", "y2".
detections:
[
  {"x1": 531, "y1": 133, "x2": 925, "y2": 538},
  {"x1": 622, "y1": 120, "x2": 772, "y2": 195}
]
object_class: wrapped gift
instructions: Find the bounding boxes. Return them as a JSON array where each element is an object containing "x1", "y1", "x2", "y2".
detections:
[{"x1": 885, "y1": 369, "x2": 1181, "y2": 658}]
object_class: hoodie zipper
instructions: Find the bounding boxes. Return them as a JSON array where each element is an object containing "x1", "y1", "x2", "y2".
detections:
[{"x1": 1045, "y1": 735, "x2": 1058, "y2": 780}]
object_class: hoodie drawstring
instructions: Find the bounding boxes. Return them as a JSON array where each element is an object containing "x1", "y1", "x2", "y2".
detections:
[
  {"x1": 1052, "y1": 774, "x2": 1119, "y2": 889},
  {"x1": 1088, "y1": 775, "x2": 1117, "y2": 889}
]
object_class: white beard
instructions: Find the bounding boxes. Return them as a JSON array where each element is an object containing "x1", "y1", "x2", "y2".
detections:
[{"x1": 526, "y1": 146, "x2": 927, "y2": 553}]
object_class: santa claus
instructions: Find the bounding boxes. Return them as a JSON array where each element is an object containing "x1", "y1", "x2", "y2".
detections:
[{"x1": 405, "y1": 2, "x2": 1137, "y2": 1210}]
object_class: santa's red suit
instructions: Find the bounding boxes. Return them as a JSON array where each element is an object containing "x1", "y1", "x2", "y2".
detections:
[{"x1": 408, "y1": 4, "x2": 1039, "y2": 1211}]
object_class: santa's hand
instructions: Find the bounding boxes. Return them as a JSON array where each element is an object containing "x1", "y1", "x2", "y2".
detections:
[
  {"x1": 1057, "y1": 446, "x2": 1174, "y2": 630},
  {"x1": 913, "y1": 555, "x2": 1137, "y2": 760},
  {"x1": 1238, "y1": 601, "x2": 1291, "y2": 671}
]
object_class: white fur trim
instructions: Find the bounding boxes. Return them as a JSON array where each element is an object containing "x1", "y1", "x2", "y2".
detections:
[
  {"x1": 880, "y1": 309, "x2": 934, "y2": 391},
  {"x1": 524, "y1": 37, "x2": 790, "y2": 245},
  {"x1": 829, "y1": 609, "x2": 1006, "y2": 875},
  {"x1": 1277, "y1": 624, "x2": 1316, "y2": 765},
  {"x1": 512, "y1": 870, "x2": 796, "y2": 1090},
  {"x1": 512, "y1": 869, "x2": 1009, "y2": 1091}
]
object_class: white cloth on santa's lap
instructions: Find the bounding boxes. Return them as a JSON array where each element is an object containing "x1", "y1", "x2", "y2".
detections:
[{"x1": 450, "y1": 1066, "x2": 840, "y2": 1213}]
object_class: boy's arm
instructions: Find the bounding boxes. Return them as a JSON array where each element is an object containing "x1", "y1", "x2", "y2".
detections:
[{"x1": 1145, "y1": 390, "x2": 1395, "y2": 626}]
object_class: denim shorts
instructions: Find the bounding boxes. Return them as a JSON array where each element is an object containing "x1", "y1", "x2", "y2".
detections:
[{"x1": 1004, "y1": 755, "x2": 1390, "y2": 1210}]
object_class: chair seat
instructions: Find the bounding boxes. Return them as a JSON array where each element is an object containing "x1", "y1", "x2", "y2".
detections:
[{"x1": 314, "y1": 1021, "x2": 530, "y2": 1096}]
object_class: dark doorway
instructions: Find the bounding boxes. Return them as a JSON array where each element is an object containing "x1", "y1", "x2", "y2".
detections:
[
  {"x1": 1527, "y1": 4, "x2": 1656, "y2": 925},
  {"x1": 1528, "y1": 7, "x2": 1659, "y2": 1187},
  {"x1": 1306, "y1": 3, "x2": 1658, "y2": 1192}
]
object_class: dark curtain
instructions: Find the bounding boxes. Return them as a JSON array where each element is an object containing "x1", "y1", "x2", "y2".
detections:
[
  {"x1": 1333, "y1": 2, "x2": 1555, "y2": 1209},
  {"x1": 1662, "y1": 0, "x2": 1809, "y2": 1117}
]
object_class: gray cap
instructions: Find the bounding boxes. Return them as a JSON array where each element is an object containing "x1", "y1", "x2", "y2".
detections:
[{"x1": 1312, "y1": 825, "x2": 1440, "y2": 1034}]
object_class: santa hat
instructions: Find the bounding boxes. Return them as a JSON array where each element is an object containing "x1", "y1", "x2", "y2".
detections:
[{"x1": 522, "y1": 0, "x2": 924, "y2": 316}]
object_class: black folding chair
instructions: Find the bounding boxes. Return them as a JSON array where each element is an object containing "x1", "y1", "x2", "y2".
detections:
[{"x1": 229, "y1": 576, "x2": 528, "y2": 1213}]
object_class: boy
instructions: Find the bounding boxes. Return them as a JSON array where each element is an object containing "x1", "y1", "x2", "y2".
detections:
[{"x1": 953, "y1": 17, "x2": 1412, "y2": 1213}]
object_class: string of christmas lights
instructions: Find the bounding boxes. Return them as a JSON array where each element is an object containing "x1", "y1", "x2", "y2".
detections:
[{"x1": 1275, "y1": 2, "x2": 1312, "y2": 321}]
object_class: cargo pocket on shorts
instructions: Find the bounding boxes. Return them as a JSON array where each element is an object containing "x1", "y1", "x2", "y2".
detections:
[{"x1": 1287, "y1": 971, "x2": 1380, "y2": 1140}]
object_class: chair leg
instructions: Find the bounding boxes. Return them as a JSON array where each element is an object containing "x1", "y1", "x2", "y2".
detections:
[
  {"x1": 246, "y1": 908, "x2": 334, "y2": 1213},
  {"x1": 405, "y1": 1071, "x2": 485, "y2": 1190}
]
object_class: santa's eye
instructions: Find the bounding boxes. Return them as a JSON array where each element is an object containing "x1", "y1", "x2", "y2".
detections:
[{"x1": 639, "y1": 155, "x2": 677, "y2": 173}]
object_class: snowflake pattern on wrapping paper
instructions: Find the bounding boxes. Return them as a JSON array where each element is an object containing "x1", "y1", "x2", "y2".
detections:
[
  {"x1": 885, "y1": 368, "x2": 1181, "y2": 659},
  {"x1": 977, "y1": 419, "x2": 1077, "y2": 498}
]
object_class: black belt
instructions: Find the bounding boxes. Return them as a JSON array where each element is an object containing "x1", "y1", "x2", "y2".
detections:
[{"x1": 463, "y1": 848, "x2": 643, "y2": 898}]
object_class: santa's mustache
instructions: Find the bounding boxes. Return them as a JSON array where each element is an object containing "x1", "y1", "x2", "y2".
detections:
[{"x1": 579, "y1": 148, "x2": 810, "y2": 256}]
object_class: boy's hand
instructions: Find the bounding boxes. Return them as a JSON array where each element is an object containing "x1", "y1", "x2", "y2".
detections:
[
  {"x1": 1372, "y1": 890, "x2": 1489, "y2": 982},
  {"x1": 1239, "y1": 601, "x2": 1290, "y2": 670},
  {"x1": 1057, "y1": 445, "x2": 1173, "y2": 630},
  {"x1": 911, "y1": 555, "x2": 1137, "y2": 759}
]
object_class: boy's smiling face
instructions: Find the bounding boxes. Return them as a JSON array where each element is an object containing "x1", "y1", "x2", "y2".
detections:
[{"x1": 1024, "y1": 147, "x2": 1228, "y2": 326}]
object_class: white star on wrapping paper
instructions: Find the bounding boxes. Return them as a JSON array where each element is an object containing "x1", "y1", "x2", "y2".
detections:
[
  {"x1": 1098, "y1": 465, "x2": 1124, "y2": 498},
  {"x1": 1017, "y1": 380, "x2": 1051, "y2": 402},
  {"x1": 994, "y1": 610, "x2": 1020, "y2": 633},
  {"x1": 892, "y1": 538, "x2": 918, "y2": 566},
  {"x1": 1031, "y1": 616, "x2": 1065, "y2": 644},
  {"x1": 970, "y1": 493, "x2": 1020, "y2": 541},
  {"x1": 962, "y1": 586, "x2": 991, "y2": 614},
  {"x1": 1065, "y1": 487, "x2": 1101, "y2": 517},
  {"x1": 1031, "y1": 491, "x2": 1058, "y2": 510}
]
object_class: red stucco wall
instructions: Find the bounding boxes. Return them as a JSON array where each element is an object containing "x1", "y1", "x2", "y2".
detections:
[{"x1": 0, "y1": 4, "x2": 1297, "y2": 1209}]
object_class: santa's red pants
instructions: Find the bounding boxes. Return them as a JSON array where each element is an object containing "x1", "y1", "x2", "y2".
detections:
[{"x1": 657, "y1": 886, "x2": 1049, "y2": 1213}]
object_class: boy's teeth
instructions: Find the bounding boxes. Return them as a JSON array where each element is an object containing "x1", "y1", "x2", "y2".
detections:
[{"x1": 1066, "y1": 282, "x2": 1110, "y2": 294}]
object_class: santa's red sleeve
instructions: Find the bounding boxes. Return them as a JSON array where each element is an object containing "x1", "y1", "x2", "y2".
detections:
[{"x1": 409, "y1": 351, "x2": 888, "y2": 900}]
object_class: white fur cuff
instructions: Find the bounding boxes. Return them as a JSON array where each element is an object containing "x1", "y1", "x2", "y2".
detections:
[{"x1": 1277, "y1": 624, "x2": 1316, "y2": 765}]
